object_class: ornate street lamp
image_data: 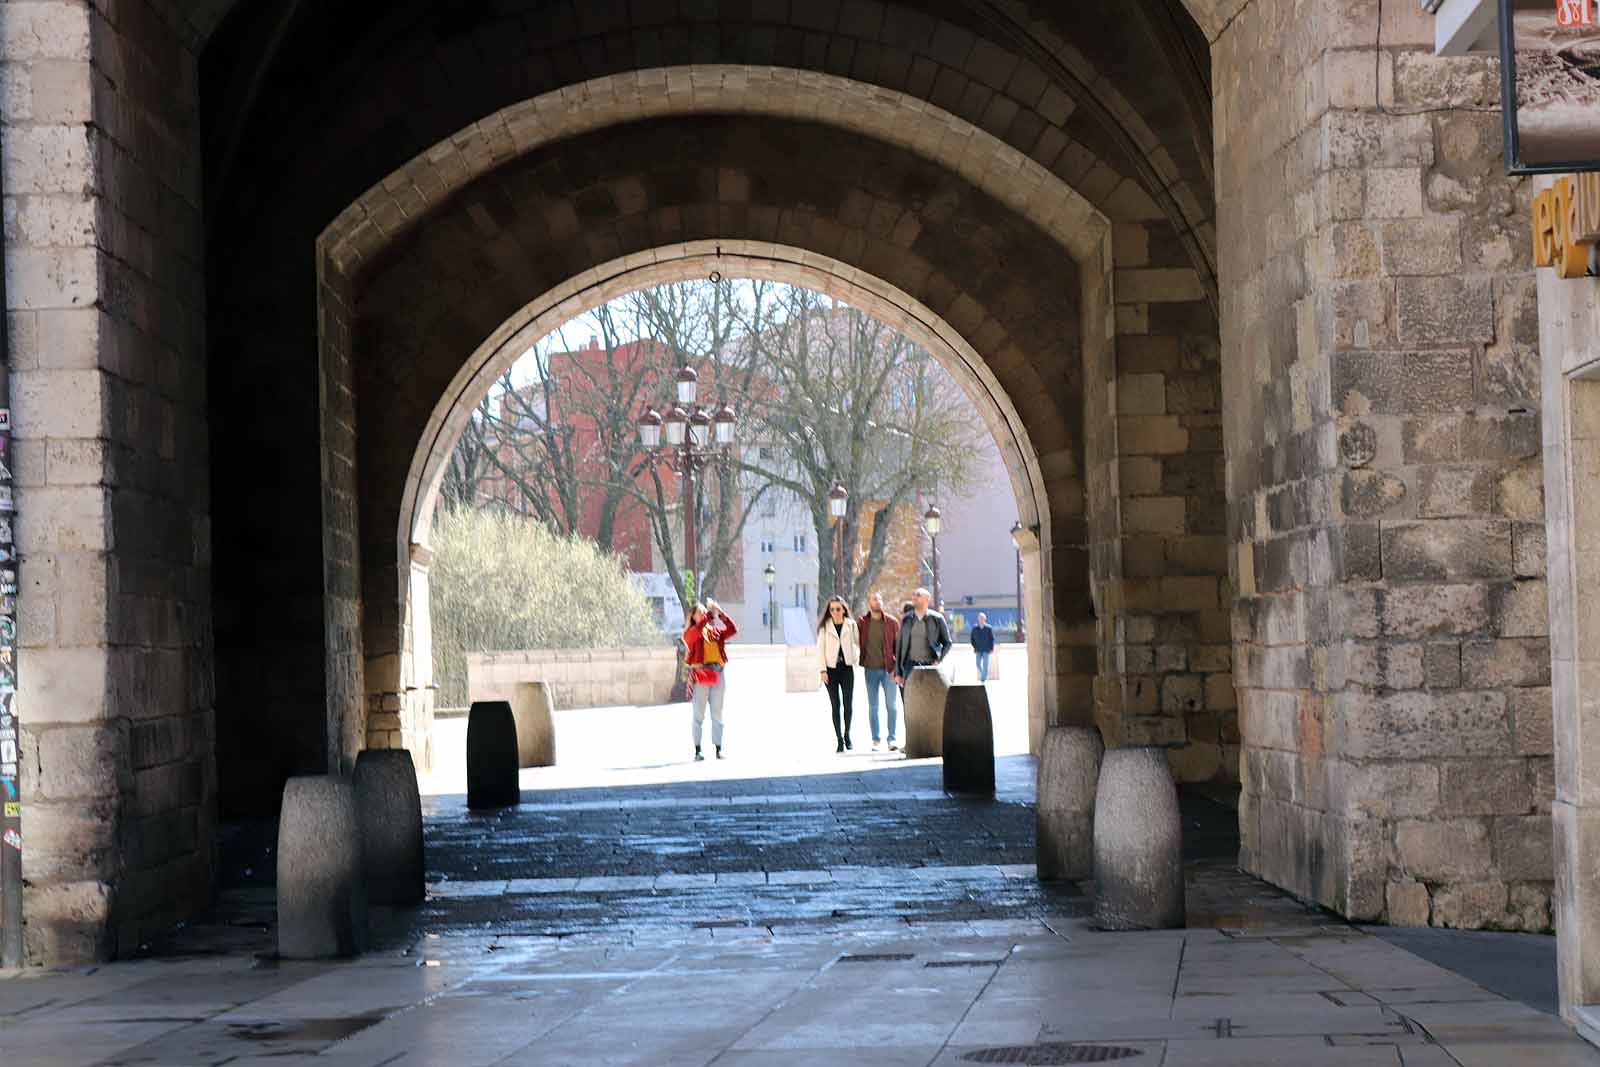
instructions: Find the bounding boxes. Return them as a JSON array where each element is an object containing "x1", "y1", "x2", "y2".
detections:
[
  {"x1": 1010, "y1": 520, "x2": 1026, "y2": 642},
  {"x1": 828, "y1": 482, "x2": 849, "y2": 599},
  {"x1": 764, "y1": 562, "x2": 777, "y2": 644},
  {"x1": 637, "y1": 365, "x2": 736, "y2": 616},
  {"x1": 924, "y1": 504, "x2": 943, "y2": 609}
]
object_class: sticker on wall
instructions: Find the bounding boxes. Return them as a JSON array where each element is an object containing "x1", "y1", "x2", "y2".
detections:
[
  {"x1": 2, "y1": 802, "x2": 16, "y2": 818},
  {"x1": 1, "y1": 778, "x2": 14, "y2": 800},
  {"x1": 0, "y1": 487, "x2": 14, "y2": 513},
  {"x1": 0, "y1": 409, "x2": 11, "y2": 433},
  {"x1": 2, "y1": 828, "x2": 20, "y2": 851},
  {"x1": 0, "y1": 738, "x2": 14, "y2": 764},
  {"x1": 0, "y1": 519, "x2": 13, "y2": 545}
]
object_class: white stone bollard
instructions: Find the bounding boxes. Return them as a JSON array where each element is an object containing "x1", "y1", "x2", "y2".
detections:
[
  {"x1": 277, "y1": 776, "x2": 369, "y2": 958},
  {"x1": 1092, "y1": 746, "x2": 1184, "y2": 930},
  {"x1": 511, "y1": 682, "x2": 557, "y2": 769},
  {"x1": 903, "y1": 666, "x2": 950, "y2": 758},
  {"x1": 352, "y1": 749, "x2": 424, "y2": 905},
  {"x1": 1036, "y1": 725, "x2": 1104, "y2": 882}
]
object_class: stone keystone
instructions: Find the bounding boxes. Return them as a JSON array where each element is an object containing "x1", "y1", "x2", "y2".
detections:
[
  {"x1": 277, "y1": 776, "x2": 369, "y2": 959},
  {"x1": 353, "y1": 749, "x2": 425, "y2": 905},
  {"x1": 904, "y1": 666, "x2": 950, "y2": 758},
  {"x1": 467, "y1": 701, "x2": 521, "y2": 809},
  {"x1": 1037, "y1": 725, "x2": 1104, "y2": 882},
  {"x1": 512, "y1": 681, "x2": 557, "y2": 769},
  {"x1": 1092, "y1": 747, "x2": 1184, "y2": 930},
  {"x1": 942, "y1": 685, "x2": 996, "y2": 794}
]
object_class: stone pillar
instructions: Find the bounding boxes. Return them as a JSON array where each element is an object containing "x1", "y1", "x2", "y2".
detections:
[
  {"x1": 5, "y1": 0, "x2": 214, "y2": 962},
  {"x1": 1533, "y1": 197, "x2": 1599, "y2": 1019},
  {"x1": 1093, "y1": 746, "x2": 1185, "y2": 930},
  {"x1": 1036, "y1": 725, "x2": 1105, "y2": 882},
  {"x1": 1215, "y1": 0, "x2": 1549, "y2": 926}
]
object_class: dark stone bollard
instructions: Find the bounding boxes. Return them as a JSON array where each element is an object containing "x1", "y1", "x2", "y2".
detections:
[
  {"x1": 511, "y1": 682, "x2": 557, "y2": 769},
  {"x1": 353, "y1": 749, "x2": 424, "y2": 905},
  {"x1": 277, "y1": 776, "x2": 368, "y2": 958},
  {"x1": 1036, "y1": 725, "x2": 1104, "y2": 882},
  {"x1": 942, "y1": 685, "x2": 995, "y2": 794},
  {"x1": 467, "y1": 700, "x2": 521, "y2": 809},
  {"x1": 903, "y1": 667, "x2": 949, "y2": 758},
  {"x1": 1092, "y1": 747, "x2": 1184, "y2": 930}
]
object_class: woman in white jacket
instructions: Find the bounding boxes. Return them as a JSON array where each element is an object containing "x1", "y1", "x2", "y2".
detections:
[{"x1": 817, "y1": 596, "x2": 861, "y2": 753}]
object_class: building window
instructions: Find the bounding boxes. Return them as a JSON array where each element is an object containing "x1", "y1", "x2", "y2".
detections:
[
  {"x1": 761, "y1": 494, "x2": 778, "y2": 518},
  {"x1": 759, "y1": 539, "x2": 774, "y2": 554},
  {"x1": 793, "y1": 533, "x2": 807, "y2": 552},
  {"x1": 761, "y1": 608, "x2": 770, "y2": 626},
  {"x1": 793, "y1": 583, "x2": 809, "y2": 608},
  {"x1": 758, "y1": 446, "x2": 775, "y2": 461}
]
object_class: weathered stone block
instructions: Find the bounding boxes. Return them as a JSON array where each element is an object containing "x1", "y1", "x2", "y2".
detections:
[
  {"x1": 353, "y1": 749, "x2": 424, "y2": 906},
  {"x1": 1381, "y1": 520, "x2": 1512, "y2": 581},
  {"x1": 1335, "y1": 690, "x2": 1507, "y2": 759},
  {"x1": 942, "y1": 686, "x2": 994, "y2": 794},
  {"x1": 1037, "y1": 726, "x2": 1103, "y2": 882},
  {"x1": 1496, "y1": 580, "x2": 1549, "y2": 638},
  {"x1": 1461, "y1": 638, "x2": 1550, "y2": 688},
  {"x1": 1386, "y1": 880, "x2": 1431, "y2": 926},
  {"x1": 1093, "y1": 747, "x2": 1183, "y2": 930},
  {"x1": 1431, "y1": 880, "x2": 1509, "y2": 929},
  {"x1": 1333, "y1": 350, "x2": 1475, "y2": 415},
  {"x1": 1396, "y1": 277, "x2": 1494, "y2": 345},
  {"x1": 277, "y1": 776, "x2": 368, "y2": 959},
  {"x1": 1423, "y1": 643, "x2": 1462, "y2": 688},
  {"x1": 1510, "y1": 687, "x2": 1554, "y2": 755},
  {"x1": 1330, "y1": 761, "x2": 1438, "y2": 819},
  {"x1": 1494, "y1": 814, "x2": 1554, "y2": 881},
  {"x1": 1417, "y1": 466, "x2": 1493, "y2": 518},
  {"x1": 1395, "y1": 817, "x2": 1491, "y2": 881},
  {"x1": 1441, "y1": 759, "x2": 1530, "y2": 815}
]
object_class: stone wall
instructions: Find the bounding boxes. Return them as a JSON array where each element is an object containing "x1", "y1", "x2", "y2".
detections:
[
  {"x1": 468, "y1": 647, "x2": 682, "y2": 710},
  {"x1": 1217, "y1": 1, "x2": 1550, "y2": 928},
  {"x1": 5, "y1": 0, "x2": 214, "y2": 961}
]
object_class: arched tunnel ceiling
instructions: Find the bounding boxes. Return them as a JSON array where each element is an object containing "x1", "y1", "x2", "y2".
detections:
[{"x1": 198, "y1": 0, "x2": 1218, "y2": 302}]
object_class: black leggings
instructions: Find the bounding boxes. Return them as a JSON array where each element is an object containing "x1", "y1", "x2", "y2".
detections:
[{"x1": 825, "y1": 665, "x2": 854, "y2": 740}]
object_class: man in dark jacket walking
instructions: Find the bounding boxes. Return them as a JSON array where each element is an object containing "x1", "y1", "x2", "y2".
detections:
[
  {"x1": 969, "y1": 612, "x2": 995, "y2": 682},
  {"x1": 895, "y1": 587, "x2": 952, "y2": 688}
]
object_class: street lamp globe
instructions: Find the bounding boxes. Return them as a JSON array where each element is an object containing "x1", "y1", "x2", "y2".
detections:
[
  {"x1": 764, "y1": 562, "x2": 776, "y2": 586},
  {"x1": 636, "y1": 407, "x2": 662, "y2": 450},
  {"x1": 663, "y1": 403, "x2": 688, "y2": 446},
  {"x1": 675, "y1": 365, "x2": 699, "y2": 406},
  {"x1": 828, "y1": 482, "x2": 849, "y2": 519},
  {"x1": 688, "y1": 408, "x2": 712, "y2": 448},
  {"x1": 923, "y1": 504, "x2": 943, "y2": 536},
  {"x1": 1009, "y1": 520, "x2": 1023, "y2": 546},
  {"x1": 713, "y1": 402, "x2": 736, "y2": 446}
]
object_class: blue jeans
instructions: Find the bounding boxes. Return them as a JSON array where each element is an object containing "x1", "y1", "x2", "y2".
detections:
[
  {"x1": 975, "y1": 651, "x2": 991, "y2": 682},
  {"x1": 863, "y1": 668, "x2": 898, "y2": 741}
]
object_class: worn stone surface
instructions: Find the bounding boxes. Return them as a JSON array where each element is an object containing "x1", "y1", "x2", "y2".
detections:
[
  {"x1": 511, "y1": 682, "x2": 557, "y2": 770},
  {"x1": 903, "y1": 668, "x2": 950, "y2": 760},
  {"x1": 1036, "y1": 725, "x2": 1105, "y2": 882},
  {"x1": 276, "y1": 777, "x2": 368, "y2": 959},
  {"x1": 1093, "y1": 747, "x2": 1184, "y2": 930},
  {"x1": 353, "y1": 749, "x2": 425, "y2": 906}
]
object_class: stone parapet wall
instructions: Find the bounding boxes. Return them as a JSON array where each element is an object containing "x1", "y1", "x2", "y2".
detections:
[
  {"x1": 4, "y1": 0, "x2": 215, "y2": 961},
  {"x1": 1217, "y1": 0, "x2": 1550, "y2": 928},
  {"x1": 468, "y1": 647, "x2": 681, "y2": 710}
]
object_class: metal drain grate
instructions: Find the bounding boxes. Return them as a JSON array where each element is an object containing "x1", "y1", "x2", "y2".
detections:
[
  {"x1": 961, "y1": 1044, "x2": 1146, "y2": 1064},
  {"x1": 836, "y1": 952, "x2": 915, "y2": 963},
  {"x1": 926, "y1": 959, "x2": 1005, "y2": 968}
]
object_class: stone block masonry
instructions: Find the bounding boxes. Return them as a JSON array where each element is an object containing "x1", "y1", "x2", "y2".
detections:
[
  {"x1": 3, "y1": 0, "x2": 214, "y2": 961},
  {"x1": 1217, "y1": 1, "x2": 1550, "y2": 929}
]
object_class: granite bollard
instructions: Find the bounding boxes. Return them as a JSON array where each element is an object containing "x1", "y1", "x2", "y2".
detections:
[
  {"x1": 352, "y1": 749, "x2": 424, "y2": 905},
  {"x1": 903, "y1": 666, "x2": 949, "y2": 758},
  {"x1": 277, "y1": 775, "x2": 368, "y2": 958},
  {"x1": 1092, "y1": 746, "x2": 1184, "y2": 930},
  {"x1": 942, "y1": 685, "x2": 995, "y2": 793},
  {"x1": 511, "y1": 682, "x2": 557, "y2": 769},
  {"x1": 1036, "y1": 725, "x2": 1104, "y2": 882},
  {"x1": 467, "y1": 700, "x2": 521, "y2": 809}
]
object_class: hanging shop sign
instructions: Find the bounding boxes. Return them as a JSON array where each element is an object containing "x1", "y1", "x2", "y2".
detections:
[
  {"x1": 1500, "y1": 0, "x2": 1600, "y2": 174},
  {"x1": 1532, "y1": 173, "x2": 1600, "y2": 275}
]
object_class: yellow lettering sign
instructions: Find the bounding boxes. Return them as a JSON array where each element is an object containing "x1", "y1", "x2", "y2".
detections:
[
  {"x1": 1533, "y1": 176, "x2": 1598, "y2": 278},
  {"x1": 1573, "y1": 172, "x2": 1600, "y2": 245},
  {"x1": 2, "y1": 802, "x2": 17, "y2": 818}
]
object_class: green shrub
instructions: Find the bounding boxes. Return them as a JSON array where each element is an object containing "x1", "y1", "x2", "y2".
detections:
[{"x1": 430, "y1": 507, "x2": 664, "y2": 705}]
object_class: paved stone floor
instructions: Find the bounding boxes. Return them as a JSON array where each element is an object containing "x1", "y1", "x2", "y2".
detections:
[{"x1": 3, "y1": 678, "x2": 1597, "y2": 1064}]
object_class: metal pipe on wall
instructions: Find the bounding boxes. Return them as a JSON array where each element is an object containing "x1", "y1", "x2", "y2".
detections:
[{"x1": 0, "y1": 119, "x2": 21, "y2": 967}]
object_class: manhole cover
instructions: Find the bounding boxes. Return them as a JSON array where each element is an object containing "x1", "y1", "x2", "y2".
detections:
[
  {"x1": 961, "y1": 1044, "x2": 1146, "y2": 1064},
  {"x1": 926, "y1": 959, "x2": 1005, "y2": 968},
  {"x1": 837, "y1": 952, "x2": 914, "y2": 963}
]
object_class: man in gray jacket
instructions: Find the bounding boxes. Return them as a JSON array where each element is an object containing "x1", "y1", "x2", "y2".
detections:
[{"x1": 894, "y1": 587, "x2": 952, "y2": 687}]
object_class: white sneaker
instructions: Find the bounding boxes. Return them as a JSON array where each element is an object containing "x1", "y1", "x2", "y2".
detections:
[{"x1": 872, "y1": 740, "x2": 881, "y2": 751}]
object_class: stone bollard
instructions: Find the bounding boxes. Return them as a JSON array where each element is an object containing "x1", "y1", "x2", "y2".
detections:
[
  {"x1": 1036, "y1": 725, "x2": 1104, "y2": 882},
  {"x1": 277, "y1": 776, "x2": 369, "y2": 958},
  {"x1": 511, "y1": 682, "x2": 557, "y2": 769},
  {"x1": 1092, "y1": 747, "x2": 1184, "y2": 930},
  {"x1": 467, "y1": 700, "x2": 521, "y2": 809},
  {"x1": 942, "y1": 685, "x2": 995, "y2": 794},
  {"x1": 903, "y1": 666, "x2": 950, "y2": 758},
  {"x1": 353, "y1": 749, "x2": 424, "y2": 905}
]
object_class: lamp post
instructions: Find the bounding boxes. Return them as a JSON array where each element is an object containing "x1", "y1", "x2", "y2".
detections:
[
  {"x1": 924, "y1": 504, "x2": 943, "y2": 609},
  {"x1": 636, "y1": 365, "x2": 736, "y2": 614},
  {"x1": 828, "y1": 482, "x2": 849, "y2": 598},
  {"x1": 764, "y1": 562, "x2": 777, "y2": 644},
  {"x1": 1010, "y1": 520, "x2": 1026, "y2": 642}
]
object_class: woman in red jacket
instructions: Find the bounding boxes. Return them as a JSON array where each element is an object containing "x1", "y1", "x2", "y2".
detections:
[{"x1": 684, "y1": 599, "x2": 737, "y2": 761}]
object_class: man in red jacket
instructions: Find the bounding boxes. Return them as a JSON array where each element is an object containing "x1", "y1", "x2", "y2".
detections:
[{"x1": 857, "y1": 592, "x2": 902, "y2": 751}]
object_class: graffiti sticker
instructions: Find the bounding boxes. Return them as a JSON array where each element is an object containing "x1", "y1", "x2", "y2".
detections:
[
  {"x1": 1, "y1": 779, "x2": 14, "y2": 800},
  {"x1": 2, "y1": 802, "x2": 15, "y2": 818},
  {"x1": 2, "y1": 828, "x2": 19, "y2": 851}
]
